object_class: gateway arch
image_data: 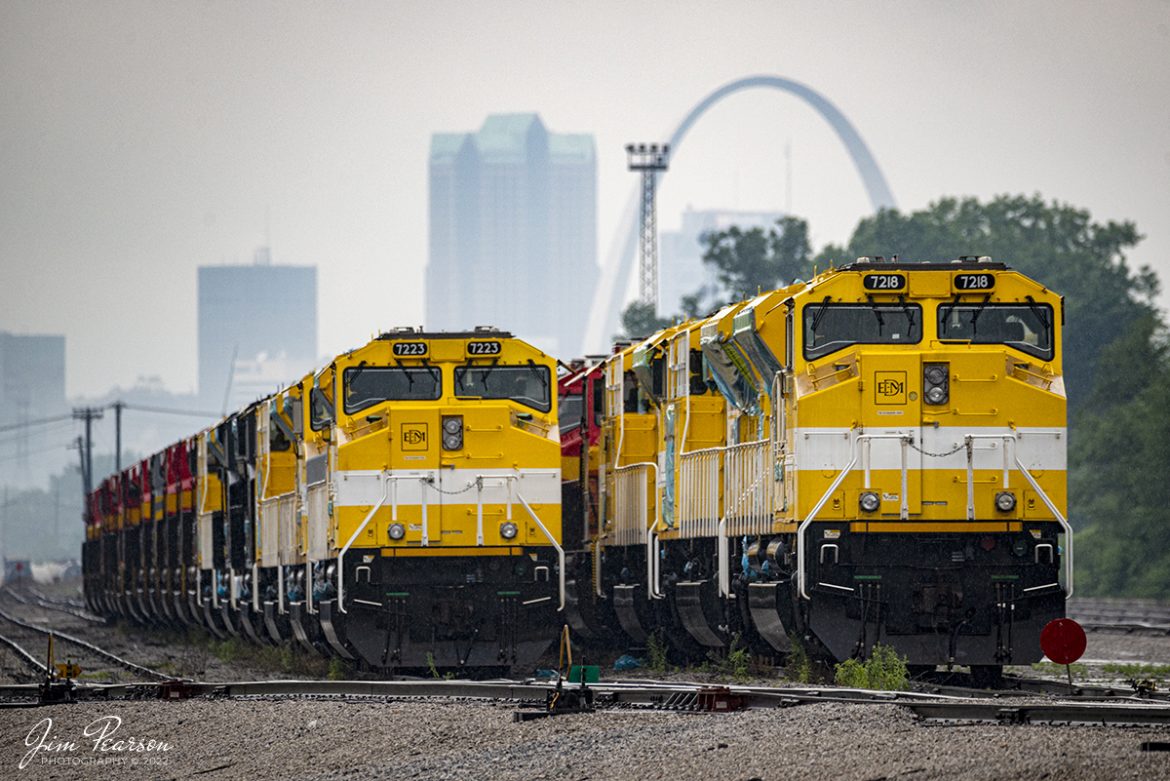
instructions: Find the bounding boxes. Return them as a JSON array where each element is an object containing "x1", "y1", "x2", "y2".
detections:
[{"x1": 585, "y1": 75, "x2": 897, "y2": 348}]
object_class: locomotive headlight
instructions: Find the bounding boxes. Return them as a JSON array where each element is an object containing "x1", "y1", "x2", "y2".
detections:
[
  {"x1": 995, "y1": 491, "x2": 1017, "y2": 512},
  {"x1": 388, "y1": 522, "x2": 406, "y2": 540},
  {"x1": 499, "y1": 521, "x2": 518, "y2": 540},
  {"x1": 923, "y1": 362, "x2": 950, "y2": 405},
  {"x1": 859, "y1": 491, "x2": 880, "y2": 513},
  {"x1": 441, "y1": 415, "x2": 463, "y2": 451}
]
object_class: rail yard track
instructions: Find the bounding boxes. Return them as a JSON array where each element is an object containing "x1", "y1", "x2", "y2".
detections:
[
  {"x1": 2, "y1": 582, "x2": 1170, "y2": 727},
  {"x1": 1068, "y1": 597, "x2": 1170, "y2": 635},
  {"x1": 2, "y1": 674, "x2": 1170, "y2": 727},
  {"x1": 0, "y1": 601, "x2": 174, "y2": 683},
  {"x1": 2, "y1": 584, "x2": 106, "y2": 624}
]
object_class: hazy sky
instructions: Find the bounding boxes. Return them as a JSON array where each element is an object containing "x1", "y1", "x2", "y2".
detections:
[{"x1": 2, "y1": 0, "x2": 1168, "y2": 398}]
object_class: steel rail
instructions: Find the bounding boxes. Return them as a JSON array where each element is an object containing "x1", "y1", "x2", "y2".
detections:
[
  {"x1": 3, "y1": 587, "x2": 106, "y2": 625},
  {"x1": 0, "y1": 677, "x2": 962, "y2": 707},
  {"x1": 0, "y1": 630, "x2": 48, "y2": 675},
  {"x1": 0, "y1": 604, "x2": 175, "y2": 682},
  {"x1": 916, "y1": 672, "x2": 1170, "y2": 703},
  {"x1": 3, "y1": 675, "x2": 1170, "y2": 727},
  {"x1": 1080, "y1": 622, "x2": 1170, "y2": 636},
  {"x1": 908, "y1": 702, "x2": 1170, "y2": 726},
  {"x1": 25, "y1": 586, "x2": 87, "y2": 609}
]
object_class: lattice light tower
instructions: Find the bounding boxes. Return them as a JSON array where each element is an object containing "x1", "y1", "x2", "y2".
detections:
[{"x1": 626, "y1": 143, "x2": 670, "y2": 310}]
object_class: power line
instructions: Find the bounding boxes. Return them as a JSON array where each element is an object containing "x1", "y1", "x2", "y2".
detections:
[
  {"x1": 118, "y1": 402, "x2": 220, "y2": 419},
  {"x1": 0, "y1": 439, "x2": 75, "y2": 463},
  {"x1": 0, "y1": 413, "x2": 73, "y2": 434},
  {"x1": 0, "y1": 420, "x2": 73, "y2": 446}
]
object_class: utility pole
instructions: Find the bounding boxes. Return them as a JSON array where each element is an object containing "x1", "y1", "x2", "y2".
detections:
[
  {"x1": 221, "y1": 343, "x2": 239, "y2": 417},
  {"x1": 73, "y1": 436, "x2": 87, "y2": 501},
  {"x1": 626, "y1": 143, "x2": 670, "y2": 311},
  {"x1": 72, "y1": 407, "x2": 104, "y2": 509},
  {"x1": 112, "y1": 400, "x2": 125, "y2": 474}
]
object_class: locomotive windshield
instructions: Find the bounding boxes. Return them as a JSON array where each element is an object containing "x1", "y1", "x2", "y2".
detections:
[
  {"x1": 343, "y1": 366, "x2": 441, "y2": 413},
  {"x1": 937, "y1": 303, "x2": 1054, "y2": 360},
  {"x1": 455, "y1": 364, "x2": 551, "y2": 412},
  {"x1": 803, "y1": 303, "x2": 922, "y2": 360},
  {"x1": 558, "y1": 392, "x2": 583, "y2": 432}
]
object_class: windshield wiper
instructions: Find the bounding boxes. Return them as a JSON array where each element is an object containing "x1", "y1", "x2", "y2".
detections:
[
  {"x1": 898, "y1": 295, "x2": 916, "y2": 330},
  {"x1": 348, "y1": 362, "x2": 366, "y2": 396},
  {"x1": 811, "y1": 295, "x2": 832, "y2": 333},
  {"x1": 474, "y1": 358, "x2": 501, "y2": 392},
  {"x1": 1023, "y1": 295, "x2": 1050, "y2": 341},
  {"x1": 525, "y1": 359, "x2": 547, "y2": 389},
  {"x1": 866, "y1": 296, "x2": 886, "y2": 335},
  {"x1": 967, "y1": 294, "x2": 992, "y2": 336}
]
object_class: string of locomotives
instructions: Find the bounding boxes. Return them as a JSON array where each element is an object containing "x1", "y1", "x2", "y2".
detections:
[{"x1": 81, "y1": 258, "x2": 1070, "y2": 683}]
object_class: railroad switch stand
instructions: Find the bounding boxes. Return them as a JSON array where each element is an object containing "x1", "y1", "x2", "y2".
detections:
[
  {"x1": 39, "y1": 634, "x2": 78, "y2": 705},
  {"x1": 514, "y1": 625, "x2": 596, "y2": 721}
]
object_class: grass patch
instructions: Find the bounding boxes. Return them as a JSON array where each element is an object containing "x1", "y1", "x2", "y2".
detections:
[
  {"x1": 326, "y1": 657, "x2": 349, "y2": 681},
  {"x1": 646, "y1": 630, "x2": 669, "y2": 675},
  {"x1": 784, "y1": 636, "x2": 813, "y2": 683},
  {"x1": 1101, "y1": 662, "x2": 1170, "y2": 679},
  {"x1": 707, "y1": 633, "x2": 751, "y2": 682},
  {"x1": 833, "y1": 643, "x2": 909, "y2": 691},
  {"x1": 1030, "y1": 661, "x2": 1089, "y2": 680}
]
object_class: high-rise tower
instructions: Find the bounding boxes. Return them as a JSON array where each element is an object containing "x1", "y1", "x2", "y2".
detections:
[
  {"x1": 427, "y1": 114, "x2": 598, "y2": 357},
  {"x1": 197, "y1": 248, "x2": 317, "y2": 412}
]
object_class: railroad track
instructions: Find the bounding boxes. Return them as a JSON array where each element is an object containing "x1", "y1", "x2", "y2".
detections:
[
  {"x1": 25, "y1": 585, "x2": 87, "y2": 610},
  {"x1": 2, "y1": 675, "x2": 1170, "y2": 726},
  {"x1": 1, "y1": 585, "x2": 106, "y2": 625},
  {"x1": 0, "y1": 629, "x2": 48, "y2": 677},
  {"x1": 1068, "y1": 597, "x2": 1170, "y2": 635},
  {"x1": 0, "y1": 602, "x2": 176, "y2": 683},
  {"x1": 914, "y1": 669, "x2": 1170, "y2": 702}
]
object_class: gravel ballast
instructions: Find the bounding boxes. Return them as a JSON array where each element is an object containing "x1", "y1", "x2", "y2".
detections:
[{"x1": 2, "y1": 698, "x2": 1170, "y2": 781}]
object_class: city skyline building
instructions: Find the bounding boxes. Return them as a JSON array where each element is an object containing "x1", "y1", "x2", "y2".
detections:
[
  {"x1": 427, "y1": 113, "x2": 598, "y2": 357},
  {"x1": 197, "y1": 247, "x2": 317, "y2": 412},
  {"x1": 0, "y1": 330, "x2": 68, "y2": 488},
  {"x1": 659, "y1": 206, "x2": 786, "y2": 315}
]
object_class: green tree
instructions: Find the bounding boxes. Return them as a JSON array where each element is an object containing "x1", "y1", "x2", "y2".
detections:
[
  {"x1": 818, "y1": 195, "x2": 1155, "y2": 412},
  {"x1": 1071, "y1": 318, "x2": 1170, "y2": 595},
  {"x1": 619, "y1": 300, "x2": 674, "y2": 340},
  {"x1": 819, "y1": 194, "x2": 1165, "y2": 597},
  {"x1": 700, "y1": 215, "x2": 814, "y2": 302}
]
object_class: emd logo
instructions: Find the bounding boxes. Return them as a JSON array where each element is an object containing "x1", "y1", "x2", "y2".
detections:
[
  {"x1": 874, "y1": 371, "x2": 907, "y2": 405},
  {"x1": 401, "y1": 423, "x2": 428, "y2": 450}
]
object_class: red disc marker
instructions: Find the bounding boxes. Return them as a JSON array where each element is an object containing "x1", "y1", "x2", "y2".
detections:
[{"x1": 1040, "y1": 618, "x2": 1087, "y2": 665}]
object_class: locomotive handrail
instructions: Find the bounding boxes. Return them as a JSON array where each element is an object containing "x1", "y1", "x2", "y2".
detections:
[
  {"x1": 337, "y1": 471, "x2": 390, "y2": 615},
  {"x1": 860, "y1": 434, "x2": 910, "y2": 520},
  {"x1": 517, "y1": 493, "x2": 566, "y2": 611},
  {"x1": 613, "y1": 461, "x2": 663, "y2": 599},
  {"x1": 718, "y1": 440, "x2": 772, "y2": 596},
  {"x1": 963, "y1": 433, "x2": 1015, "y2": 521},
  {"x1": 960, "y1": 433, "x2": 1070, "y2": 597},
  {"x1": 718, "y1": 516, "x2": 730, "y2": 597},
  {"x1": 797, "y1": 432, "x2": 911, "y2": 600},
  {"x1": 1012, "y1": 455, "x2": 1074, "y2": 599},
  {"x1": 472, "y1": 473, "x2": 520, "y2": 546},
  {"x1": 797, "y1": 430, "x2": 1071, "y2": 600}
]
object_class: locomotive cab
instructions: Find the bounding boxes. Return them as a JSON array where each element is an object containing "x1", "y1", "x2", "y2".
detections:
[
  {"x1": 314, "y1": 328, "x2": 564, "y2": 672},
  {"x1": 792, "y1": 260, "x2": 1068, "y2": 673}
]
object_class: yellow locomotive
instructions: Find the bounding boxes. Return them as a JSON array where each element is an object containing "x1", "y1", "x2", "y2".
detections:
[
  {"x1": 584, "y1": 258, "x2": 1068, "y2": 680},
  {"x1": 303, "y1": 327, "x2": 564, "y2": 669},
  {"x1": 84, "y1": 258, "x2": 1067, "y2": 681},
  {"x1": 88, "y1": 327, "x2": 563, "y2": 673}
]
